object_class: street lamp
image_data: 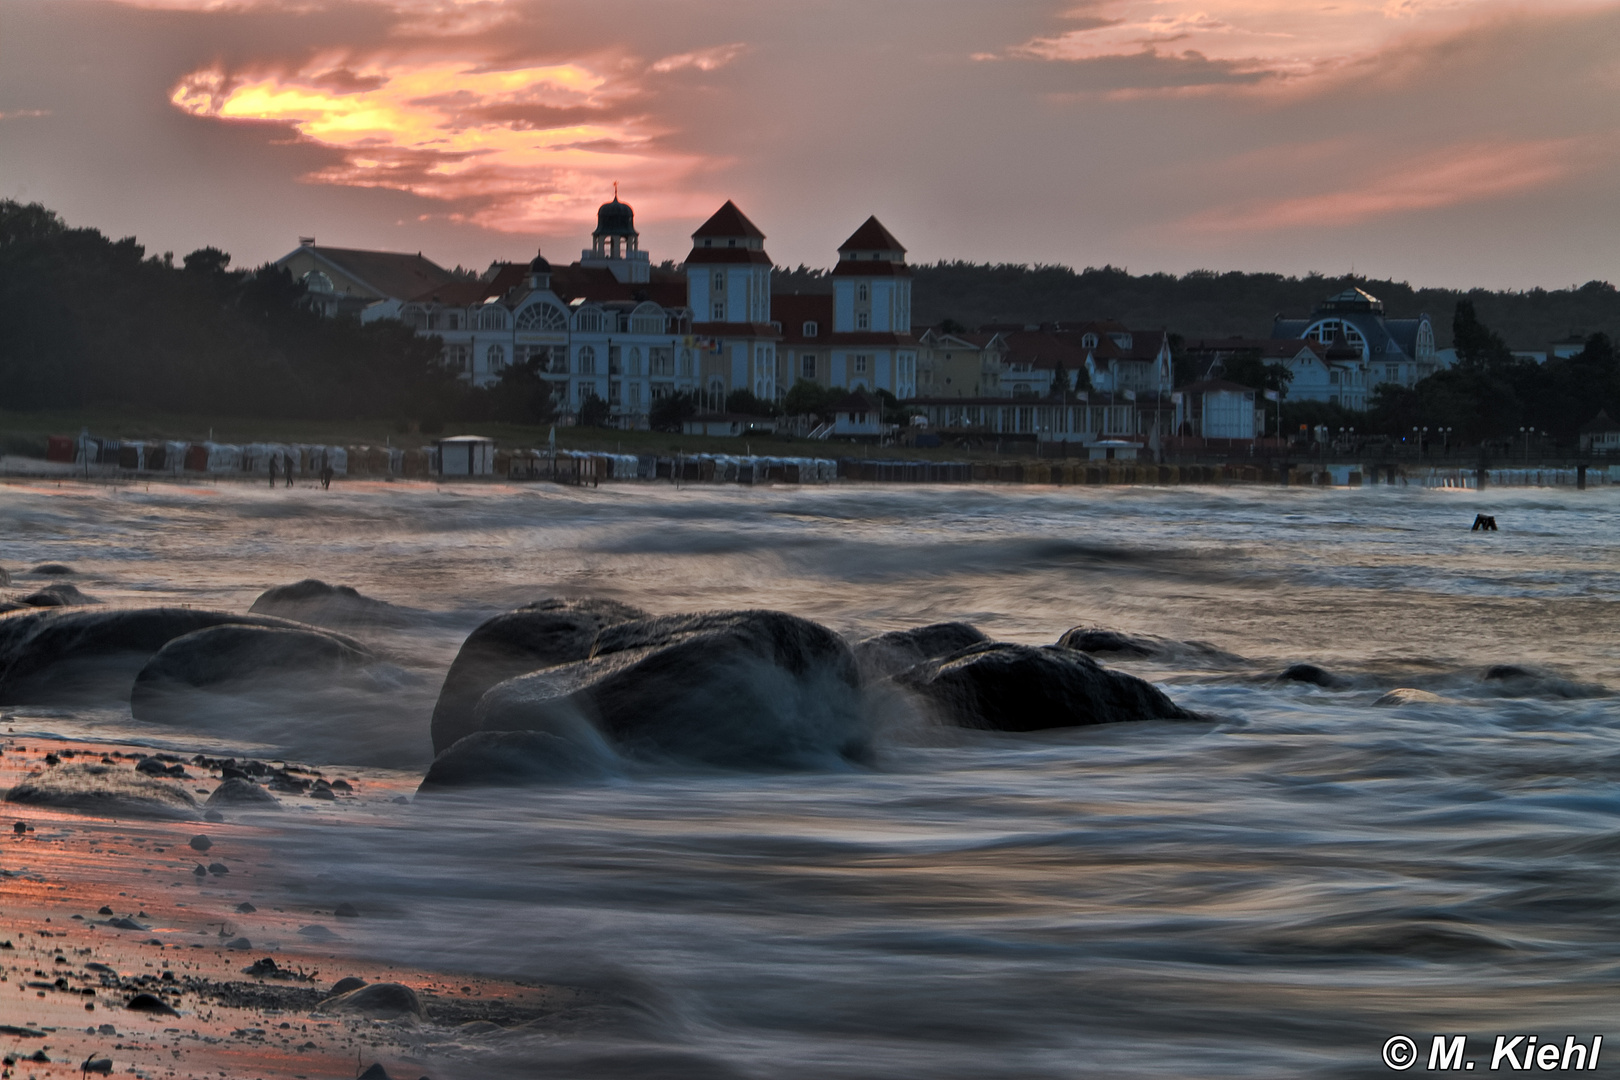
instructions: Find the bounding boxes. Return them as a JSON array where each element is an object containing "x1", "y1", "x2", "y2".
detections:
[
  {"x1": 1519, "y1": 426, "x2": 1535, "y2": 465},
  {"x1": 1413, "y1": 425, "x2": 1428, "y2": 464},
  {"x1": 1437, "y1": 426, "x2": 1452, "y2": 454}
]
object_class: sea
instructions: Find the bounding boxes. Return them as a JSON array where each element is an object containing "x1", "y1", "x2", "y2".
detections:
[{"x1": 4, "y1": 477, "x2": 1620, "y2": 1079}]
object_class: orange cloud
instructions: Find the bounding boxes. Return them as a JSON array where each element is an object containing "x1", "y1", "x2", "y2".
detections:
[
  {"x1": 170, "y1": 54, "x2": 721, "y2": 231},
  {"x1": 1178, "y1": 140, "x2": 1579, "y2": 233}
]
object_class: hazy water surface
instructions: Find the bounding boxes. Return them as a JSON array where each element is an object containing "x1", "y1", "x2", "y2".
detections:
[{"x1": 5, "y1": 478, "x2": 1620, "y2": 1078}]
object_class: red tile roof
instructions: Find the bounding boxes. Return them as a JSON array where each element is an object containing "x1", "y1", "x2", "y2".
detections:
[
  {"x1": 770, "y1": 294, "x2": 834, "y2": 344},
  {"x1": 684, "y1": 247, "x2": 773, "y2": 266},
  {"x1": 837, "y1": 217, "x2": 905, "y2": 254},
  {"x1": 692, "y1": 200, "x2": 766, "y2": 240}
]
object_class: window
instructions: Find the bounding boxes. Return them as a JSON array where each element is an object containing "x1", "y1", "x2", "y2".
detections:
[
  {"x1": 486, "y1": 344, "x2": 505, "y2": 371},
  {"x1": 478, "y1": 307, "x2": 508, "y2": 330},
  {"x1": 1081, "y1": 333, "x2": 1098, "y2": 348},
  {"x1": 857, "y1": 284, "x2": 868, "y2": 302},
  {"x1": 578, "y1": 382, "x2": 595, "y2": 402},
  {"x1": 854, "y1": 354, "x2": 868, "y2": 375},
  {"x1": 713, "y1": 302, "x2": 725, "y2": 320},
  {"x1": 609, "y1": 381, "x2": 621, "y2": 405},
  {"x1": 628, "y1": 347, "x2": 642, "y2": 376},
  {"x1": 578, "y1": 345, "x2": 596, "y2": 374},
  {"x1": 679, "y1": 349, "x2": 694, "y2": 377},
  {"x1": 444, "y1": 344, "x2": 470, "y2": 371},
  {"x1": 650, "y1": 347, "x2": 674, "y2": 376},
  {"x1": 856, "y1": 312, "x2": 869, "y2": 330},
  {"x1": 444, "y1": 311, "x2": 462, "y2": 330},
  {"x1": 802, "y1": 354, "x2": 816, "y2": 378},
  {"x1": 803, "y1": 321, "x2": 818, "y2": 337},
  {"x1": 629, "y1": 383, "x2": 641, "y2": 406},
  {"x1": 1329, "y1": 369, "x2": 1340, "y2": 384},
  {"x1": 516, "y1": 303, "x2": 568, "y2": 331},
  {"x1": 713, "y1": 271, "x2": 725, "y2": 290},
  {"x1": 1386, "y1": 364, "x2": 1398, "y2": 381}
]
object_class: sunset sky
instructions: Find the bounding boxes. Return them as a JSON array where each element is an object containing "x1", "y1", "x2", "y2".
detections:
[{"x1": 3, "y1": 0, "x2": 1617, "y2": 288}]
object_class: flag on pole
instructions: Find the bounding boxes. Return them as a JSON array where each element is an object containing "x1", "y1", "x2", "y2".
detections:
[{"x1": 1264, "y1": 389, "x2": 1279, "y2": 401}]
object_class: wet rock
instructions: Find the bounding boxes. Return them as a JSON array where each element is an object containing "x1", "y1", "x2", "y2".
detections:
[
  {"x1": 242, "y1": 958, "x2": 279, "y2": 976},
  {"x1": 430, "y1": 598, "x2": 647, "y2": 755},
  {"x1": 19, "y1": 582, "x2": 99, "y2": 608},
  {"x1": 1056, "y1": 627, "x2": 1161, "y2": 658},
  {"x1": 419, "y1": 730, "x2": 618, "y2": 791},
  {"x1": 203, "y1": 809, "x2": 224, "y2": 823},
  {"x1": 1374, "y1": 688, "x2": 1448, "y2": 707},
  {"x1": 473, "y1": 610, "x2": 865, "y2": 770},
  {"x1": 236, "y1": 902, "x2": 257, "y2": 914},
  {"x1": 317, "y1": 982, "x2": 424, "y2": 1020},
  {"x1": 125, "y1": 993, "x2": 178, "y2": 1016},
  {"x1": 207, "y1": 862, "x2": 229, "y2": 875},
  {"x1": 188, "y1": 834, "x2": 212, "y2": 851},
  {"x1": 1278, "y1": 663, "x2": 1345, "y2": 688},
  {"x1": 1484, "y1": 664, "x2": 1534, "y2": 681},
  {"x1": 5, "y1": 764, "x2": 200, "y2": 820},
  {"x1": 298, "y1": 924, "x2": 337, "y2": 941},
  {"x1": 225, "y1": 937, "x2": 252, "y2": 950},
  {"x1": 129, "y1": 624, "x2": 379, "y2": 725},
  {"x1": 106, "y1": 917, "x2": 148, "y2": 931},
  {"x1": 83, "y1": 1058, "x2": 113, "y2": 1075},
  {"x1": 97, "y1": 906, "x2": 113, "y2": 915},
  {"x1": 330, "y1": 976, "x2": 368, "y2": 995},
  {"x1": 896, "y1": 642, "x2": 1195, "y2": 732},
  {"x1": 357, "y1": 1065, "x2": 392, "y2": 1080},
  {"x1": 0, "y1": 607, "x2": 304, "y2": 705},
  {"x1": 334, "y1": 902, "x2": 359, "y2": 918},
  {"x1": 249, "y1": 579, "x2": 414, "y2": 629},
  {"x1": 1479, "y1": 665, "x2": 1608, "y2": 699},
  {"x1": 205, "y1": 778, "x2": 279, "y2": 808},
  {"x1": 31, "y1": 563, "x2": 75, "y2": 575},
  {"x1": 193, "y1": 864, "x2": 207, "y2": 877},
  {"x1": 135, "y1": 757, "x2": 186, "y2": 778},
  {"x1": 852, "y1": 622, "x2": 989, "y2": 680}
]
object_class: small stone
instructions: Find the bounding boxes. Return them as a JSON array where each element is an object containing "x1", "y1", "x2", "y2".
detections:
[
  {"x1": 236, "y1": 902, "x2": 257, "y2": 914},
  {"x1": 308, "y1": 787, "x2": 336, "y2": 801},
  {"x1": 207, "y1": 862, "x2": 229, "y2": 875},
  {"x1": 12, "y1": 821, "x2": 25, "y2": 834},
  {"x1": 330, "y1": 976, "x2": 367, "y2": 995},
  {"x1": 83, "y1": 1059, "x2": 113, "y2": 1075},
  {"x1": 225, "y1": 937, "x2": 252, "y2": 950},
  {"x1": 203, "y1": 809, "x2": 225, "y2": 823},
  {"x1": 98, "y1": 906, "x2": 113, "y2": 915},
  {"x1": 192, "y1": 864, "x2": 207, "y2": 877},
  {"x1": 334, "y1": 902, "x2": 359, "y2": 918},
  {"x1": 188, "y1": 835, "x2": 212, "y2": 852}
]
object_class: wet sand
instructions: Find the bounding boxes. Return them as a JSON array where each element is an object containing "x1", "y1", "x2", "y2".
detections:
[{"x1": 1, "y1": 737, "x2": 611, "y2": 1080}]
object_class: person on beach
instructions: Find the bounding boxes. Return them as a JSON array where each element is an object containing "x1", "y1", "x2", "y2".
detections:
[
  {"x1": 268, "y1": 454, "x2": 279, "y2": 487},
  {"x1": 284, "y1": 452, "x2": 294, "y2": 487},
  {"x1": 321, "y1": 462, "x2": 334, "y2": 490}
]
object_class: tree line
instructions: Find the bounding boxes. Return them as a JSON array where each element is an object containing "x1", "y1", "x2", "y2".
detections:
[{"x1": 0, "y1": 200, "x2": 551, "y2": 428}]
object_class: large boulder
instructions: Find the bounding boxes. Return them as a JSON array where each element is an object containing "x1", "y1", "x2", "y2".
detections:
[
  {"x1": 131, "y1": 624, "x2": 375, "y2": 715},
  {"x1": 896, "y1": 642, "x2": 1195, "y2": 731},
  {"x1": 471, "y1": 610, "x2": 866, "y2": 771},
  {"x1": 249, "y1": 579, "x2": 412, "y2": 629},
  {"x1": 852, "y1": 622, "x2": 988, "y2": 680},
  {"x1": 1057, "y1": 626, "x2": 1161, "y2": 658},
  {"x1": 18, "y1": 582, "x2": 100, "y2": 608},
  {"x1": 0, "y1": 607, "x2": 306, "y2": 705},
  {"x1": 430, "y1": 598, "x2": 647, "y2": 755},
  {"x1": 5, "y1": 762, "x2": 200, "y2": 819},
  {"x1": 419, "y1": 730, "x2": 619, "y2": 791}
]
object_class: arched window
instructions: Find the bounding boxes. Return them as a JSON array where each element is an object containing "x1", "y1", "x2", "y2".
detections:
[
  {"x1": 713, "y1": 270, "x2": 724, "y2": 290},
  {"x1": 486, "y1": 344, "x2": 505, "y2": 371},
  {"x1": 857, "y1": 283, "x2": 869, "y2": 302},
  {"x1": 578, "y1": 346, "x2": 596, "y2": 374},
  {"x1": 628, "y1": 347, "x2": 642, "y2": 375},
  {"x1": 301, "y1": 270, "x2": 335, "y2": 294},
  {"x1": 679, "y1": 349, "x2": 694, "y2": 377},
  {"x1": 516, "y1": 302, "x2": 568, "y2": 331}
]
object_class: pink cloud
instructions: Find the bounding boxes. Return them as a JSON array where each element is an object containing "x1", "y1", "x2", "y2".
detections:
[{"x1": 1178, "y1": 140, "x2": 1580, "y2": 232}]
